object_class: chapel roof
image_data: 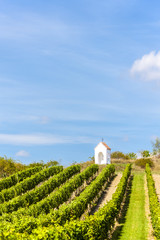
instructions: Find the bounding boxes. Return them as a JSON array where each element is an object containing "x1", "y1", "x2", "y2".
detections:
[{"x1": 101, "y1": 142, "x2": 111, "y2": 150}]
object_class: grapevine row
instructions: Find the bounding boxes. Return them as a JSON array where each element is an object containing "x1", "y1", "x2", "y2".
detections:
[
  {"x1": 0, "y1": 164, "x2": 99, "y2": 234},
  {"x1": 46, "y1": 163, "x2": 115, "y2": 225},
  {"x1": 145, "y1": 164, "x2": 160, "y2": 239},
  {"x1": 16, "y1": 163, "x2": 115, "y2": 234},
  {"x1": 30, "y1": 164, "x2": 131, "y2": 240},
  {"x1": 0, "y1": 165, "x2": 63, "y2": 203},
  {"x1": 0, "y1": 166, "x2": 43, "y2": 192},
  {"x1": 25, "y1": 163, "x2": 99, "y2": 217},
  {"x1": 0, "y1": 164, "x2": 80, "y2": 215}
]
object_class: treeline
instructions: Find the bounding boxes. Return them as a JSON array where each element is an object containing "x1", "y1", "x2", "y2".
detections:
[
  {"x1": 111, "y1": 137, "x2": 160, "y2": 159},
  {"x1": 111, "y1": 150, "x2": 150, "y2": 159},
  {"x1": 0, "y1": 156, "x2": 59, "y2": 178},
  {"x1": 111, "y1": 151, "x2": 154, "y2": 168}
]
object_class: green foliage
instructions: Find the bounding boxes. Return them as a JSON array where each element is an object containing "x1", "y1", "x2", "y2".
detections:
[
  {"x1": 45, "y1": 160, "x2": 59, "y2": 167},
  {"x1": 152, "y1": 137, "x2": 160, "y2": 155},
  {"x1": 126, "y1": 152, "x2": 137, "y2": 159},
  {"x1": 28, "y1": 160, "x2": 59, "y2": 168},
  {"x1": 0, "y1": 165, "x2": 80, "y2": 215},
  {"x1": 140, "y1": 150, "x2": 150, "y2": 158},
  {"x1": 111, "y1": 151, "x2": 137, "y2": 160},
  {"x1": 111, "y1": 151, "x2": 129, "y2": 159},
  {"x1": 45, "y1": 164, "x2": 115, "y2": 225},
  {"x1": 88, "y1": 156, "x2": 95, "y2": 161},
  {"x1": 118, "y1": 173, "x2": 148, "y2": 239},
  {"x1": 1, "y1": 164, "x2": 114, "y2": 237},
  {"x1": 28, "y1": 164, "x2": 131, "y2": 239},
  {"x1": 0, "y1": 166, "x2": 63, "y2": 203},
  {"x1": 0, "y1": 164, "x2": 99, "y2": 234},
  {"x1": 145, "y1": 164, "x2": 160, "y2": 239},
  {"x1": 0, "y1": 156, "x2": 60, "y2": 180},
  {"x1": 25, "y1": 164, "x2": 97, "y2": 218},
  {"x1": 0, "y1": 164, "x2": 131, "y2": 239},
  {"x1": 135, "y1": 158, "x2": 154, "y2": 168},
  {"x1": 0, "y1": 157, "x2": 27, "y2": 178},
  {"x1": 27, "y1": 160, "x2": 45, "y2": 168},
  {"x1": 0, "y1": 166, "x2": 43, "y2": 192}
]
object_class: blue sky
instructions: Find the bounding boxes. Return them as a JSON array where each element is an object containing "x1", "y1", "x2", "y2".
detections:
[{"x1": 1, "y1": 0, "x2": 160, "y2": 165}]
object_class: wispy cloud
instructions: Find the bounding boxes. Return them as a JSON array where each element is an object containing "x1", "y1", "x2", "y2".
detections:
[
  {"x1": 0, "y1": 13, "x2": 73, "y2": 42},
  {"x1": 12, "y1": 115, "x2": 50, "y2": 125},
  {"x1": 130, "y1": 51, "x2": 160, "y2": 81},
  {"x1": 0, "y1": 133, "x2": 96, "y2": 145},
  {"x1": 41, "y1": 46, "x2": 124, "y2": 77},
  {"x1": 15, "y1": 150, "x2": 30, "y2": 157}
]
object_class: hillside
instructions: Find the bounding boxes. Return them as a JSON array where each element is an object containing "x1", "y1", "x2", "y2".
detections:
[{"x1": 0, "y1": 160, "x2": 159, "y2": 239}]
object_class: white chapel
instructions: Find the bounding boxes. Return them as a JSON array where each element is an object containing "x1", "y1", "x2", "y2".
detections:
[{"x1": 94, "y1": 141, "x2": 111, "y2": 165}]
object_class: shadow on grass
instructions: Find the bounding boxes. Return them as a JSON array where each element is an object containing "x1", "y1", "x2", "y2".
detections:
[{"x1": 111, "y1": 175, "x2": 133, "y2": 240}]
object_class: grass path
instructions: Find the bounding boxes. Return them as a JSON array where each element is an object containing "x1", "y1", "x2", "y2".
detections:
[
  {"x1": 144, "y1": 174, "x2": 155, "y2": 240},
  {"x1": 112, "y1": 173, "x2": 148, "y2": 240}
]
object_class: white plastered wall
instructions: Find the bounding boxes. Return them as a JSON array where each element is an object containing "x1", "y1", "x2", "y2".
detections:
[
  {"x1": 95, "y1": 142, "x2": 108, "y2": 165},
  {"x1": 107, "y1": 149, "x2": 111, "y2": 164}
]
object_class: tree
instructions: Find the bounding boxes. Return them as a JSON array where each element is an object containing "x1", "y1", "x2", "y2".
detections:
[
  {"x1": 111, "y1": 151, "x2": 127, "y2": 159},
  {"x1": 126, "y1": 152, "x2": 136, "y2": 159},
  {"x1": 140, "y1": 150, "x2": 150, "y2": 158},
  {"x1": 0, "y1": 156, "x2": 26, "y2": 177},
  {"x1": 45, "y1": 160, "x2": 59, "y2": 167},
  {"x1": 88, "y1": 156, "x2": 95, "y2": 161},
  {"x1": 152, "y1": 137, "x2": 160, "y2": 155},
  {"x1": 28, "y1": 160, "x2": 45, "y2": 168}
]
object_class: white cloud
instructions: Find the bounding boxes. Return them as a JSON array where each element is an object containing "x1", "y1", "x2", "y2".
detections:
[
  {"x1": 130, "y1": 51, "x2": 160, "y2": 81},
  {"x1": 15, "y1": 150, "x2": 30, "y2": 157},
  {"x1": 0, "y1": 133, "x2": 96, "y2": 145}
]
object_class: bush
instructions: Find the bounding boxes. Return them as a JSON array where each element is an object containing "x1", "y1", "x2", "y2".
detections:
[
  {"x1": 27, "y1": 160, "x2": 45, "y2": 168},
  {"x1": 0, "y1": 157, "x2": 60, "y2": 178},
  {"x1": 111, "y1": 151, "x2": 129, "y2": 159},
  {"x1": 140, "y1": 150, "x2": 150, "y2": 158},
  {"x1": 0, "y1": 157, "x2": 26, "y2": 178},
  {"x1": 135, "y1": 158, "x2": 154, "y2": 168},
  {"x1": 126, "y1": 152, "x2": 137, "y2": 159}
]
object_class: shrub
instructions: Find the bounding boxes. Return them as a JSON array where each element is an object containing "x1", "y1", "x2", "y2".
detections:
[
  {"x1": 126, "y1": 152, "x2": 136, "y2": 159},
  {"x1": 140, "y1": 150, "x2": 150, "y2": 158},
  {"x1": 111, "y1": 151, "x2": 129, "y2": 159},
  {"x1": 135, "y1": 158, "x2": 154, "y2": 168},
  {"x1": 0, "y1": 157, "x2": 27, "y2": 178}
]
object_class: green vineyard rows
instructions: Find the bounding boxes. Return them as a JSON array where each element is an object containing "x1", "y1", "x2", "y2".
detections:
[
  {"x1": 0, "y1": 163, "x2": 132, "y2": 239},
  {"x1": 0, "y1": 164, "x2": 99, "y2": 234},
  {"x1": 0, "y1": 165, "x2": 63, "y2": 203},
  {"x1": 46, "y1": 164, "x2": 115, "y2": 225},
  {"x1": 146, "y1": 164, "x2": 160, "y2": 239},
  {"x1": 0, "y1": 166, "x2": 43, "y2": 192},
  {"x1": 29, "y1": 164, "x2": 131, "y2": 240},
  {"x1": 0, "y1": 164, "x2": 80, "y2": 215}
]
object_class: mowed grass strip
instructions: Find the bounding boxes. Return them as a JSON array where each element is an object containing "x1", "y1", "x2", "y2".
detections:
[{"x1": 118, "y1": 173, "x2": 148, "y2": 240}]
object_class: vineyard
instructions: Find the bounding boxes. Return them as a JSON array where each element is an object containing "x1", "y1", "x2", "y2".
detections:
[{"x1": 0, "y1": 161, "x2": 159, "y2": 239}]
